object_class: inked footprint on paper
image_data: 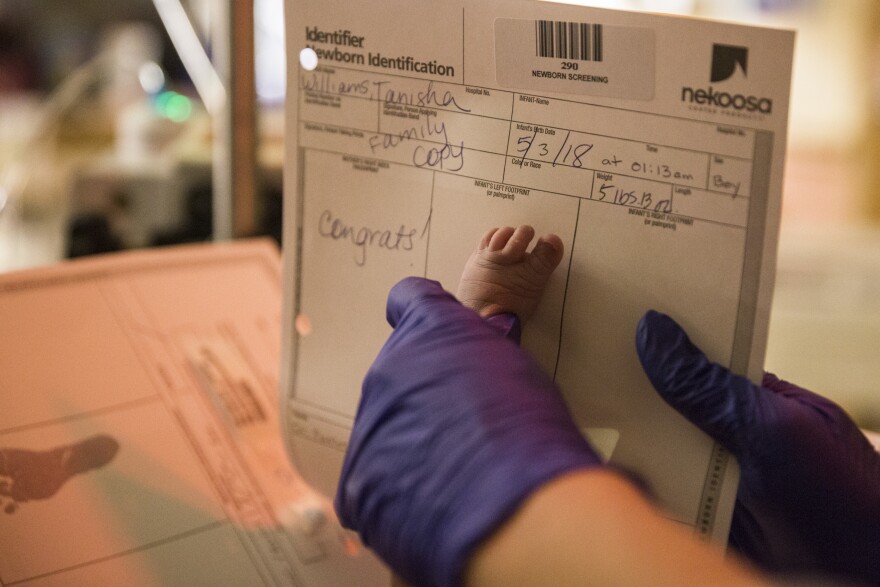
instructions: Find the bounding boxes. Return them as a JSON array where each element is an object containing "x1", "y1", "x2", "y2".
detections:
[{"x1": 0, "y1": 435, "x2": 120, "y2": 514}]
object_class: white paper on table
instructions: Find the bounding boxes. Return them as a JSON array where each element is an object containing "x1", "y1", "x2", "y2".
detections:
[
  {"x1": 280, "y1": 0, "x2": 794, "y2": 578},
  {"x1": 0, "y1": 241, "x2": 385, "y2": 586}
]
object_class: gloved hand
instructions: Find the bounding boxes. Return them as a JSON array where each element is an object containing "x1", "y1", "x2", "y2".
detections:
[
  {"x1": 636, "y1": 310, "x2": 880, "y2": 584},
  {"x1": 335, "y1": 277, "x2": 601, "y2": 587}
]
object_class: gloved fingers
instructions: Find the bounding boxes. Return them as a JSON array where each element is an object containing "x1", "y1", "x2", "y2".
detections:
[{"x1": 635, "y1": 310, "x2": 772, "y2": 456}]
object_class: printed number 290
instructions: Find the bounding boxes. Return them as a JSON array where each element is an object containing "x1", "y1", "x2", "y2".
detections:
[{"x1": 561, "y1": 61, "x2": 578, "y2": 70}]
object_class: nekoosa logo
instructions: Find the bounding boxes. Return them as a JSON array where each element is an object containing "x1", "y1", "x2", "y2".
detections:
[{"x1": 682, "y1": 44, "x2": 773, "y2": 115}]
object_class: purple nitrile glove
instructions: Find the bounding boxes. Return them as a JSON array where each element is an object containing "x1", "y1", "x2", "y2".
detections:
[
  {"x1": 636, "y1": 310, "x2": 880, "y2": 584},
  {"x1": 334, "y1": 277, "x2": 601, "y2": 587}
]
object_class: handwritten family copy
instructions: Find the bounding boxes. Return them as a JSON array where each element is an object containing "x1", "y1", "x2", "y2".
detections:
[{"x1": 281, "y1": 1, "x2": 794, "y2": 580}]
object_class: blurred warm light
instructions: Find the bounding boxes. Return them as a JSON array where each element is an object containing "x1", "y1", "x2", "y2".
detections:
[
  {"x1": 137, "y1": 61, "x2": 165, "y2": 94},
  {"x1": 299, "y1": 48, "x2": 319, "y2": 72}
]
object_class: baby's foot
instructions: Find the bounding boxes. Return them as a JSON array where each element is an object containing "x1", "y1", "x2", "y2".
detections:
[{"x1": 457, "y1": 225, "x2": 564, "y2": 322}]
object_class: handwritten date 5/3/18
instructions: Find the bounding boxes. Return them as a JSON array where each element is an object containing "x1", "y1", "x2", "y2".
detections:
[
  {"x1": 318, "y1": 209, "x2": 426, "y2": 266},
  {"x1": 516, "y1": 130, "x2": 593, "y2": 169}
]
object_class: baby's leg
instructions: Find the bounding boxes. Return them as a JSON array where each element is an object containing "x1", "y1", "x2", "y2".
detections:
[{"x1": 457, "y1": 225, "x2": 563, "y2": 322}]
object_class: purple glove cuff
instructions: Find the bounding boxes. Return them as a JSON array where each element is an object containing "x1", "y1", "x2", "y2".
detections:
[{"x1": 484, "y1": 312, "x2": 521, "y2": 343}]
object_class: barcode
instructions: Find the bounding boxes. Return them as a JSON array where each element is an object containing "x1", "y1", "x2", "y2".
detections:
[{"x1": 535, "y1": 20, "x2": 603, "y2": 62}]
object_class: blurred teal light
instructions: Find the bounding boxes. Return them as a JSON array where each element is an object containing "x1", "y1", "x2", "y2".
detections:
[{"x1": 155, "y1": 91, "x2": 193, "y2": 122}]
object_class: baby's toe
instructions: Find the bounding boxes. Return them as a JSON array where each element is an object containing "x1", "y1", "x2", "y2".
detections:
[
  {"x1": 478, "y1": 227, "x2": 500, "y2": 250},
  {"x1": 530, "y1": 234, "x2": 564, "y2": 274},
  {"x1": 487, "y1": 226, "x2": 516, "y2": 252},
  {"x1": 500, "y1": 225, "x2": 535, "y2": 260}
]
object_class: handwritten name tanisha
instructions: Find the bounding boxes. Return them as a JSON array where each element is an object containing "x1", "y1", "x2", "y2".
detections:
[
  {"x1": 318, "y1": 210, "x2": 422, "y2": 266},
  {"x1": 373, "y1": 80, "x2": 471, "y2": 113}
]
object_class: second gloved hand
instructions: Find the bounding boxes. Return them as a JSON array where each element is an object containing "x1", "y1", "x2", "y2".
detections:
[
  {"x1": 636, "y1": 310, "x2": 880, "y2": 585},
  {"x1": 335, "y1": 277, "x2": 601, "y2": 587}
]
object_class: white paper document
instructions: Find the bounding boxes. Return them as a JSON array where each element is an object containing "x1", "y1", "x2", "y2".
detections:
[
  {"x1": 0, "y1": 241, "x2": 385, "y2": 586},
  {"x1": 280, "y1": 0, "x2": 794, "y2": 569}
]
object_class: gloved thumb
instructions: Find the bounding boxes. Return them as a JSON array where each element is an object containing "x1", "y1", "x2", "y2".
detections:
[
  {"x1": 635, "y1": 310, "x2": 771, "y2": 456},
  {"x1": 385, "y1": 276, "x2": 459, "y2": 328}
]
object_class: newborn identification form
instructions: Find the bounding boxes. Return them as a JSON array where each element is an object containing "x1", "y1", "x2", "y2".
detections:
[{"x1": 280, "y1": 1, "x2": 794, "y2": 580}]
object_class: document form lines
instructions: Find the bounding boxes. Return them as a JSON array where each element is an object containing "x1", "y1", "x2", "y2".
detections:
[
  {"x1": 553, "y1": 197, "x2": 582, "y2": 382},
  {"x1": 0, "y1": 396, "x2": 162, "y2": 437},
  {"x1": 293, "y1": 144, "x2": 749, "y2": 231},
  {"x1": 300, "y1": 62, "x2": 769, "y2": 134},
  {"x1": 2, "y1": 521, "x2": 228, "y2": 586},
  {"x1": 423, "y1": 172, "x2": 436, "y2": 277}
]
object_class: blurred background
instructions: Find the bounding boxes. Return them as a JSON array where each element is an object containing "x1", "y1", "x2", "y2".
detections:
[
  {"x1": 0, "y1": 0, "x2": 285, "y2": 265},
  {"x1": 0, "y1": 0, "x2": 878, "y2": 428}
]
